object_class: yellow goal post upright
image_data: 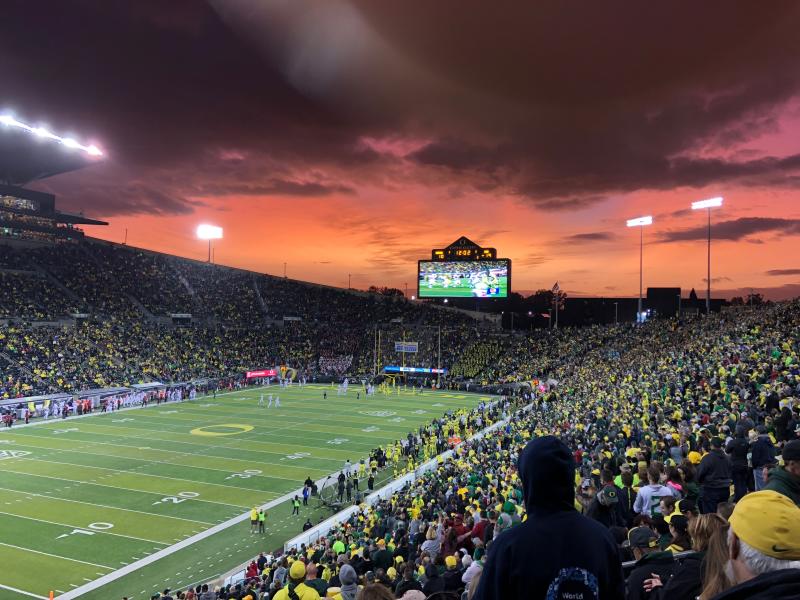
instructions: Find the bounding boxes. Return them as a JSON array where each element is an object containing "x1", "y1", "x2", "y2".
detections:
[{"x1": 373, "y1": 324, "x2": 443, "y2": 388}]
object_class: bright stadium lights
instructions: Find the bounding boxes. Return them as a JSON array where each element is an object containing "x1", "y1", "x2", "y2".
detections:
[
  {"x1": 692, "y1": 196, "x2": 723, "y2": 210},
  {"x1": 196, "y1": 224, "x2": 223, "y2": 263},
  {"x1": 196, "y1": 224, "x2": 223, "y2": 240},
  {"x1": 0, "y1": 112, "x2": 103, "y2": 157},
  {"x1": 692, "y1": 196, "x2": 724, "y2": 314},
  {"x1": 626, "y1": 216, "x2": 653, "y2": 227},
  {"x1": 626, "y1": 215, "x2": 653, "y2": 320},
  {"x1": 33, "y1": 127, "x2": 58, "y2": 140},
  {"x1": 0, "y1": 114, "x2": 23, "y2": 127}
]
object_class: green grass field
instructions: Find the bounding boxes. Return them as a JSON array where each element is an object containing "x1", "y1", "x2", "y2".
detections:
[
  {"x1": 418, "y1": 276, "x2": 508, "y2": 298},
  {"x1": 0, "y1": 385, "x2": 486, "y2": 600}
]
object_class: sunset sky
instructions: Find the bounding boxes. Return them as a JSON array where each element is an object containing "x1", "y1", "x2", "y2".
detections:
[{"x1": 3, "y1": 1, "x2": 800, "y2": 298}]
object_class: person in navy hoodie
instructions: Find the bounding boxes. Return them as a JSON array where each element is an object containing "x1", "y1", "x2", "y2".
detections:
[{"x1": 474, "y1": 436, "x2": 624, "y2": 600}]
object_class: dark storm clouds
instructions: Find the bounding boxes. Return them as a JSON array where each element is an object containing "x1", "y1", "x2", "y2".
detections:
[
  {"x1": 658, "y1": 217, "x2": 800, "y2": 242},
  {"x1": 3, "y1": 1, "x2": 800, "y2": 216}
]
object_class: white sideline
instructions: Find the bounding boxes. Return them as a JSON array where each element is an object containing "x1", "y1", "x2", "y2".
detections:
[
  {"x1": 0, "y1": 582, "x2": 48, "y2": 599},
  {"x1": 53, "y1": 390, "x2": 507, "y2": 599},
  {"x1": 0, "y1": 385, "x2": 265, "y2": 431},
  {"x1": 283, "y1": 404, "x2": 524, "y2": 551},
  {"x1": 218, "y1": 401, "x2": 528, "y2": 587},
  {"x1": 56, "y1": 468, "x2": 321, "y2": 600}
]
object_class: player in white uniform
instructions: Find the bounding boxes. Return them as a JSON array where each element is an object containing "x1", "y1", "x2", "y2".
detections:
[{"x1": 275, "y1": 396, "x2": 281, "y2": 408}]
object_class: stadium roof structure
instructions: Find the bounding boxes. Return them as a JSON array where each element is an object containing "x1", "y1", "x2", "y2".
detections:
[{"x1": 0, "y1": 113, "x2": 103, "y2": 185}]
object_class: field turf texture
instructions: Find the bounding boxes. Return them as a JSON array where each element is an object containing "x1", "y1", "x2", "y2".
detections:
[
  {"x1": 418, "y1": 275, "x2": 509, "y2": 298},
  {"x1": 0, "y1": 384, "x2": 485, "y2": 600}
]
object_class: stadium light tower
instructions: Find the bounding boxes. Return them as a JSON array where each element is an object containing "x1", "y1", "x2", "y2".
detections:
[
  {"x1": 196, "y1": 224, "x2": 222, "y2": 263},
  {"x1": 0, "y1": 113, "x2": 103, "y2": 156},
  {"x1": 691, "y1": 196, "x2": 723, "y2": 314},
  {"x1": 626, "y1": 215, "x2": 653, "y2": 319}
]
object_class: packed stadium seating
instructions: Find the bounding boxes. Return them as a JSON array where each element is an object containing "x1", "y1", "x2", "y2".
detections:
[
  {"x1": 140, "y1": 301, "x2": 799, "y2": 600},
  {"x1": 0, "y1": 239, "x2": 482, "y2": 397},
  {"x1": 2, "y1": 238, "x2": 799, "y2": 600}
]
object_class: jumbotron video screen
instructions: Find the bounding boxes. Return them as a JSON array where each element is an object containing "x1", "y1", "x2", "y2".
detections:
[{"x1": 418, "y1": 259, "x2": 510, "y2": 298}]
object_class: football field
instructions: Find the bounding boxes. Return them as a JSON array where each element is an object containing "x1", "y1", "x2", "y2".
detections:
[
  {"x1": 0, "y1": 385, "x2": 485, "y2": 600},
  {"x1": 419, "y1": 276, "x2": 509, "y2": 298}
]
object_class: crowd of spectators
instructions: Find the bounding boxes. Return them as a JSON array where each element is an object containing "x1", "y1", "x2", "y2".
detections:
[
  {"x1": 0, "y1": 271, "x2": 77, "y2": 320},
  {"x1": 3, "y1": 239, "x2": 800, "y2": 600},
  {"x1": 0, "y1": 245, "x2": 77, "y2": 319},
  {"x1": 0, "y1": 239, "x2": 482, "y2": 398},
  {"x1": 165, "y1": 301, "x2": 800, "y2": 600}
]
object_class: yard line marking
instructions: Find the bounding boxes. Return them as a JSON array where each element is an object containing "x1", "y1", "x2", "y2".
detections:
[
  {"x1": 0, "y1": 385, "x2": 272, "y2": 432},
  {"x1": 10, "y1": 392, "x2": 461, "y2": 464},
  {"x1": 110, "y1": 415, "x2": 430, "y2": 447},
  {"x1": 0, "y1": 541, "x2": 114, "y2": 569},
  {"x1": 11, "y1": 428, "x2": 330, "y2": 474},
  {"x1": 0, "y1": 486, "x2": 214, "y2": 526},
  {"x1": 63, "y1": 400, "x2": 441, "y2": 436},
  {"x1": 56, "y1": 462, "x2": 362, "y2": 599},
  {"x1": 3, "y1": 389, "x2": 481, "y2": 598},
  {"x1": 3, "y1": 468, "x2": 250, "y2": 509},
  {"x1": 0, "y1": 510, "x2": 169, "y2": 546},
  {"x1": 103, "y1": 404, "x2": 440, "y2": 430},
  {"x1": 0, "y1": 582, "x2": 47, "y2": 599},
  {"x1": 9, "y1": 438, "x2": 320, "y2": 482}
]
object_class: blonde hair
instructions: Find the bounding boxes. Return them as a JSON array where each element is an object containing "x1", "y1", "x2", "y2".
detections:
[
  {"x1": 689, "y1": 513, "x2": 726, "y2": 552},
  {"x1": 698, "y1": 524, "x2": 730, "y2": 600}
]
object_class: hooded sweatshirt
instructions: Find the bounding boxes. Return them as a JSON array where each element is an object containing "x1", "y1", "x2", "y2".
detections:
[
  {"x1": 474, "y1": 436, "x2": 624, "y2": 600},
  {"x1": 710, "y1": 568, "x2": 800, "y2": 600},
  {"x1": 763, "y1": 467, "x2": 800, "y2": 506},
  {"x1": 750, "y1": 435, "x2": 776, "y2": 469}
]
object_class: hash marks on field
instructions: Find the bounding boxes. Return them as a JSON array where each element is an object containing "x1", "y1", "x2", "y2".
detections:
[{"x1": 0, "y1": 387, "x2": 484, "y2": 598}]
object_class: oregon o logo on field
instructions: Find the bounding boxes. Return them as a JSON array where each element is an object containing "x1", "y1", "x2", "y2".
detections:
[{"x1": 190, "y1": 424, "x2": 254, "y2": 437}]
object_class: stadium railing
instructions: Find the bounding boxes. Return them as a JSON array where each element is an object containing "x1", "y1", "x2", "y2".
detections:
[
  {"x1": 217, "y1": 407, "x2": 528, "y2": 589},
  {"x1": 281, "y1": 401, "x2": 528, "y2": 552}
]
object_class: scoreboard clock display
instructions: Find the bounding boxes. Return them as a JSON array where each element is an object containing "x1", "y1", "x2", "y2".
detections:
[
  {"x1": 421, "y1": 236, "x2": 510, "y2": 298},
  {"x1": 432, "y1": 243, "x2": 496, "y2": 261}
]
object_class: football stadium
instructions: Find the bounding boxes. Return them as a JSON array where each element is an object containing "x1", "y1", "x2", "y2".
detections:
[{"x1": 2, "y1": 4, "x2": 800, "y2": 600}]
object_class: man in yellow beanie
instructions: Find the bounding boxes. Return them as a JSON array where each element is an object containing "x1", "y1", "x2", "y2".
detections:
[
  {"x1": 442, "y1": 554, "x2": 463, "y2": 593},
  {"x1": 272, "y1": 559, "x2": 321, "y2": 600},
  {"x1": 712, "y1": 491, "x2": 800, "y2": 599}
]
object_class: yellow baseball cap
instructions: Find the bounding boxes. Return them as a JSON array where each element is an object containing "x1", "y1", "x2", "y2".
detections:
[
  {"x1": 445, "y1": 555, "x2": 458, "y2": 568},
  {"x1": 687, "y1": 451, "x2": 701, "y2": 465},
  {"x1": 290, "y1": 560, "x2": 307, "y2": 579},
  {"x1": 729, "y1": 491, "x2": 800, "y2": 560}
]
